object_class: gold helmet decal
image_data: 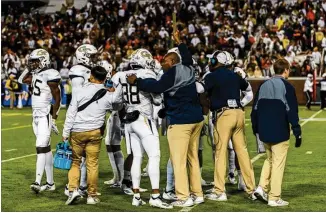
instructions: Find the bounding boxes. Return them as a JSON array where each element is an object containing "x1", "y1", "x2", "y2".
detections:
[
  {"x1": 78, "y1": 46, "x2": 92, "y2": 52},
  {"x1": 36, "y1": 49, "x2": 48, "y2": 56}
]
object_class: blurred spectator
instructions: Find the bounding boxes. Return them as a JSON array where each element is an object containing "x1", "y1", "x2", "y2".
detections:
[{"x1": 5, "y1": 74, "x2": 21, "y2": 109}]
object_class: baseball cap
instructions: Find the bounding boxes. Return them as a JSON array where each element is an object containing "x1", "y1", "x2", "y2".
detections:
[{"x1": 207, "y1": 50, "x2": 234, "y2": 65}]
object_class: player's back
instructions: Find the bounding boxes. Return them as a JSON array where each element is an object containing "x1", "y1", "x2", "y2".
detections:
[
  {"x1": 69, "y1": 64, "x2": 91, "y2": 90},
  {"x1": 32, "y1": 68, "x2": 61, "y2": 117},
  {"x1": 112, "y1": 69, "x2": 156, "y2": 118}
]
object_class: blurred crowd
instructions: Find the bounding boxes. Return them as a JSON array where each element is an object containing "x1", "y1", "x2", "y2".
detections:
[{"x1": 2, "y1": 0, "x2": 326, "y2": 86}]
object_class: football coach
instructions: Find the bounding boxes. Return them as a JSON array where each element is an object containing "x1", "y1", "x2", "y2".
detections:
[
  {"x1": 251, "y1": 58, "x2": 302, "y2": 207},
  {"x1": 127, "y1": 31, "x2": 204, "y2": 207},
  {"x1": 196, "y1": 50, "x2": 256, "y2": 201}
]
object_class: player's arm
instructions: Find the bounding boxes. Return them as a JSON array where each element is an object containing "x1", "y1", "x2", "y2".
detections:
[
  {"x1": 48, "y1": 81, "x2": 61, "y2": 120},
  {"x1": 241, "y1": 82, "x2": 253, "y2": 107},
  {"x1": 62, "y1": 91, "x2": 78, "y2": 140},
  {"x1": 151, "y1": 93, "x2": 162, "y2": 106},
  {"x1": 18, "y1": 69, "x2": 32, "y2": 85}
]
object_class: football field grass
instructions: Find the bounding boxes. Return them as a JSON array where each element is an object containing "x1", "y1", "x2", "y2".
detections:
[{"x1": 1, "y1": 107, "x2": 326, "y2": 212}]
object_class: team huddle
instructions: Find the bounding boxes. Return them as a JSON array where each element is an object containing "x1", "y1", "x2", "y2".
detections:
[{"x1": 18, "y1": 32, "x2": 256, "y2": 208}]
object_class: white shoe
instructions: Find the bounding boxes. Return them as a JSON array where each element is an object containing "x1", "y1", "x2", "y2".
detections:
[
  {"x1": 104, "y1": 178, "x2": 117, "y2": 185},
  {"x1": 190, "y1": 194, "x2": 204, "y2": 204},
  {"x1": 149, "y1": 195, "x2": 173, "y2": 209},
  {"x1": 139, "y1": 187, "x2": 148, "y2": 192},
  {"x1": 78, "y1": 186, "x2": 88, "y2": 197},
  {"x1": 268, "y1": 199, "x2": 289, "y2": 207},
  {"x1": 205, "y1": 187, "x2": 214, "y2": 194},
  {"x1": 132, "y1": 195, "x2": 146, "y2": 206},
  {"x1": 201, "y1": 179, "x2": 213, "y2": 186},
  {"x1": 109, "y1": 183, "x2": 121, "y2": 188},
  {"x1": 163, "y1": 189, "x2": 177, "y2": 201},
  {"x1": 205, "y1": 192, "x2": 227, "y2": 201},
  {"x1": 248, "y1": 193, "x2": 257, "y2": 201},
  {"x1": 228, "y1": 173, "x2": 237, "y2": 185},
  {"x1": 64, "y1": 184, "x2": 69, "y2": 196},
  {"x1": 238, "y1": 174, "x2": 246, "y2": 191},
  {"x1": 65, "y1": 189, "x2": 81, "y2": 205},
  {"x1": 87, "y1": 196, "x2": 100, "y2": 205},
  {"x1": 171, "y1": 197, "x2": 194, "y2": 207},
  {"x1": 30, "y1": 182, "x2": 41, "y2": 194},
  {"x1": 254, "y1": 186, "x2": 268, "y2": 202},
  {"x1": 40, "y1": 182, "x2": 55, "y2": 192},
  {"x1": 121, "y1": 184, "x2": 133, "y2": 195}
]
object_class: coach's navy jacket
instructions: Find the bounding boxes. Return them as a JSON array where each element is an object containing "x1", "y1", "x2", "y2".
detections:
[
  {"x1": 251, "y1": 76, "x2": 301, "y2": 143},
  {"x1": 136, "y1": 43, "x2": 204, "y2": 125}
]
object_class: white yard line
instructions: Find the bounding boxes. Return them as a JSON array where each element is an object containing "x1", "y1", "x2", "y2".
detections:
[
  {"x1": 4, "y1": 149, "x2": 17, "y2": 152},
  {"x1": 1, "y1": 149, "x2": 55, "y2": 163},
  {"x1": 180, "y1": 110, "x2": 322, "y2": 212}
]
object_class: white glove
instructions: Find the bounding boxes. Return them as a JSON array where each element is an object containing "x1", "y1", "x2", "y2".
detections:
[{"x1": 51, "y1": 119, "x2": 59, "y2": 135}]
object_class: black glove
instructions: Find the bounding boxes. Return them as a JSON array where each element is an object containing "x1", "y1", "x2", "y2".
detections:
[
  {"x1": 158, "y1": 108, "x2": 167, "y2": 119},
  {"x1": 295, "y1": 136, "x2": 302, "y2": 148}
]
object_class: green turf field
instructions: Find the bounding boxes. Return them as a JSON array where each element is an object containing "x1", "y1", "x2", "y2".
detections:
[{"x1": 1, "y1": 107, "x2": 326, "y2": 212}]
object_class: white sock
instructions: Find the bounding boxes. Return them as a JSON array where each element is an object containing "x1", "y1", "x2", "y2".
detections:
[
  {"x1": 166, "y1": 158, "x2": 174, "y2": 191},
  {"x1": 148, "y1": 155, "x2": 160, "y2": 190},
  {"x1": 134, "y1": 193, "x2": 140, "y2": 198},
  {"x1": 113, "y1": 150, "x2": 124, "y2": 183},
  {"x1": 228, "y1": 148, "x2": 236, "y2": 174},
  {"x1": 45, "y1": 151, "x2": 54, "y2": 184},
  {"x1": 152, "y1": 193, "x2": 160, "y2": 198},
  {"x1": 80, "y1": 157, "x2": 87, "y2": 188},
  {"x1": 36, "y1": 153, "x2": 46, "y2": 184},
  {"x1": 131, "y1": 156, "x2": 142, "y2": 189},
  {"x1": 107, "y1": 151, "x2": 118, "y2": 181}
]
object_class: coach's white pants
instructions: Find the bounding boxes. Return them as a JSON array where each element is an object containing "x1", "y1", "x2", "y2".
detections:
[{"x1": 125, "y1": 114, "x2": 160, "y2": 190}]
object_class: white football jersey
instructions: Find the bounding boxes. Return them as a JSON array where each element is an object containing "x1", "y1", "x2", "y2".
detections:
[
  {"x1": 111, "y1": 69, "x2": 161, "y2": 118},
  {"x1": 31, "y1": 68, "x2": 61, "y2": 117},
  {"x1": 69, "y1": 64, "x2": 91, "y2": 91}
]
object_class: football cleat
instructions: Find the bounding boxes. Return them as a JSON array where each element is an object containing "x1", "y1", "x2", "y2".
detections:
[
  {"x1": 201, "y1": 178, "x2": 213, "y2": 186},
  {"x1": 104, "y1": 178, "x2": 117, "y2": 185},
  {"x1": 30, "y1": 182, "x2": 41, "y2": 194},
  {"x1": 121, "y1": 184, "x2": 134, "y2": 196},
  {"x1": 65, "y1": 189, "x2": 81, "y2": 205},
  {"x1": 132, "y1": 195, "x2": 146, "y2": 206},
  {"x1": 248, "y1": 193, "x2": 257, "y2": 201},
  {"x1": 149, "y1": 195, "x2": 173, "y2": 209},
  {"x1": 78, "y1": 186, "x2": 88, "y2": 197},
  {"x1": 40, "y1": 182, "x2": 55, "y2": 192},
  {"x1": 163, "y1": 189, "x2": 177, "y2": 201},
  {"x1": 109, "y1": 183, "x2": 122, "y2": 188},
  {"x1": 228, "y1": 173, "x2": 237, "y2": 185},
  {"x1": 64, "y1": 184, "x2": 69, "y2": 196}
]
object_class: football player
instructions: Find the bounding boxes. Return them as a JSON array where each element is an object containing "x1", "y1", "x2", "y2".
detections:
[
  {"x1": 100, "y1": 61, "x2": 125, "y2": 188},
  {"x1": 18, "y1": 49, "x2": 61, "y2": 193},
  {"x1": 66, "y1": 44, "x2": 98, "y2": 196},
  {"x1": 111, "y1": 49, "x2": 172, "y2": 209}
]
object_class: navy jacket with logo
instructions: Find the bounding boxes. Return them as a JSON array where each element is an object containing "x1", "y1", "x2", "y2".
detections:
[
  {"x1": 136, "y1": 43, "x2": 204, "y2": 125},
  {"x1": 251, "y1": 76, "x2": 301, "y2": 143}
]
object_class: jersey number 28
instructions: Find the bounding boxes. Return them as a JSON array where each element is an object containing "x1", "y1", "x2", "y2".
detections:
[{"x1": 122, "y1": 83, "x2": 140, "y2": 104}]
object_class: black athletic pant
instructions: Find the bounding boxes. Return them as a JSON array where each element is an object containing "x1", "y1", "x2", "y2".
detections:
[
  {"x1": 305, "y1": 91, "x2": 312, "y2": 109},
  {"x1": 321, "y1": 91, "x2": 326, "y2": 109}
]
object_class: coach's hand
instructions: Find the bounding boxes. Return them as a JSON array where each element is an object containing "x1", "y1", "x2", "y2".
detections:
[
  {"x1": 127, "y1": 74, "x2": 137, "y2": 85},
  {"x1": 295, "y1": 136, "x2": 302, "y2": 148}
]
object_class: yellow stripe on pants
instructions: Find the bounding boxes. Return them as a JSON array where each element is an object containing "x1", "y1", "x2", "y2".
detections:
[
  {"x1": 167, "y1": 121, "x2": 204, "y2": 200},
  {"x1": 259, "y1": 140, "x2": 289, "y2": 201},
  {"x1": 213, "y1": 109, "x2": 255, "y2": 194}
]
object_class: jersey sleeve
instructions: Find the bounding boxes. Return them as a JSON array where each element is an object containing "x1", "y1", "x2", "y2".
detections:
[
  {"x1": 111, "y1": 72, "x2": 125, "y2": 87},
  {"x1": 46, "y1": 70, "x2": 61, "y2": 83}
]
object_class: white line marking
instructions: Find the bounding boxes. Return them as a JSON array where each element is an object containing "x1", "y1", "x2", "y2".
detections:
[
  {"x1": 305, "y1": 151, "x2": 312, "y2": 154},
  {"x1": 5, "y1": 149, "x2": 17, "y2": 152},
  {"x1": 181, "y1": 110, "x2": 322, "y2": 212},
  {"x1": 1, "y1": 149, "x2": 55, "y2": 163}
]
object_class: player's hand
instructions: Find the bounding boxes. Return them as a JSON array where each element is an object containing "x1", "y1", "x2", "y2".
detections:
[
  {"x1": 158, "y1": 108, "x2": 167, "y2": 119},
  {"x1": 51, "y1": 119, "x2": 59, "y2": 135},
  {"x1": 172, "y1": 30, "x2": 181, "y2": 45},
  {"x1": 107, "y1": 87, "x2": 115, "y2": 92},
  {"x1": 127, "y1": 74, "x2": 137, "y2": 85},
  {"x1": 295, "y1": 136, "x2": 302, "y2": 148}
]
